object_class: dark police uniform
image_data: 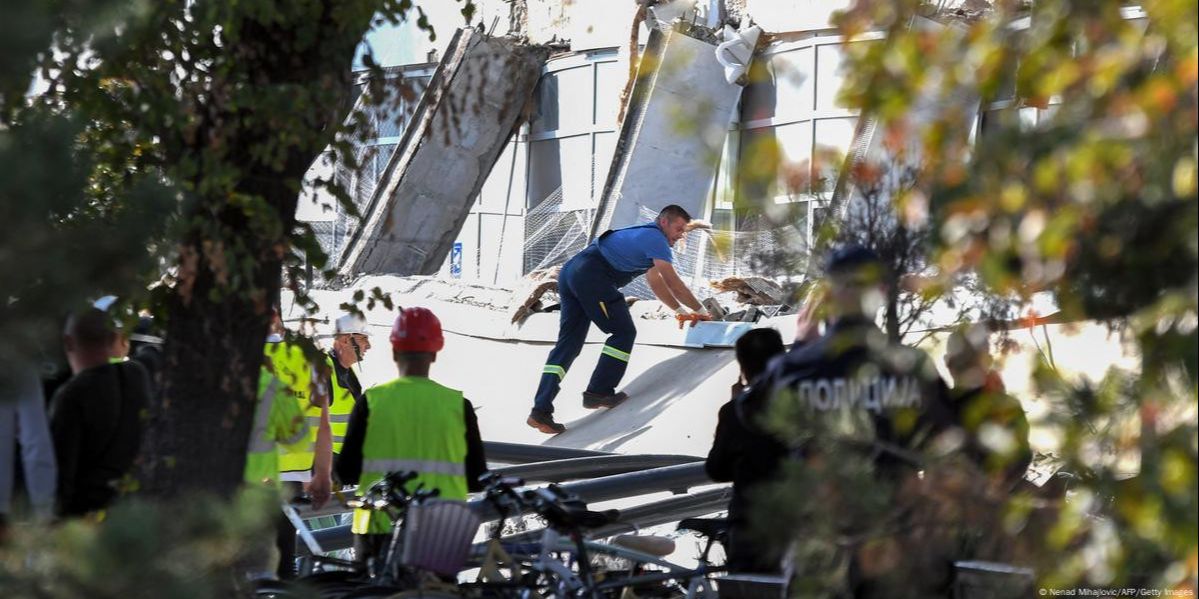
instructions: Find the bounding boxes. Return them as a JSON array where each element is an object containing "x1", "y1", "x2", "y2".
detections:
[
  {"x1": 737, "y1": 316, "x2": 958, "y2": 596},
  {"x1": 532, "y1": 222, "x2": 674, "y2": 416}
]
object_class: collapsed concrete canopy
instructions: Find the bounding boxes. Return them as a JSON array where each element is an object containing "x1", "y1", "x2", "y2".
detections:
[
  {"x1": 590, "y1": 22, "x2": 746, "y2": 240},
  {"x1": 339, "y1": 29, "x2": 548, "y2": 276}
]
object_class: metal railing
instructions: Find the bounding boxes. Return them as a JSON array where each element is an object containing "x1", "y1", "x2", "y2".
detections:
[
  {"x1": 304, "y1": 452, "x2": 719, "y2": 554},
  {"x1": 499, "y1": 486, "x2": 732, "y2": 543},
  {"x1": 496, "y1": 454, "x2": 703, "y2": 483},
  {"x1": 483, "y1": 441, "x2": 614, "y2": 464}
]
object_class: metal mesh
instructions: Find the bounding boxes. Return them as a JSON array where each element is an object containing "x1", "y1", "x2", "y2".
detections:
[
  {"x1": 522, "y1": 187, "x2": 595, "y2": 274},
  {"x1": 622, "y1": 206, "x2": 805, "y2": 299}
]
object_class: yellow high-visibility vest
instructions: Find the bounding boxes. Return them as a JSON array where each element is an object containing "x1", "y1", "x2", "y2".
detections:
[
  {"x1": 351, "y1": 377, "x2": 467, "y2": 535},
  {"x1": 244, "y1": 369, "x2": 308, "y2": 485}
]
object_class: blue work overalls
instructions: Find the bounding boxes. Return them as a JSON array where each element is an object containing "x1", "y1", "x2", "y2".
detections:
[{"x1": 532, "y1": 226, "x2": 656, "y2": 414}]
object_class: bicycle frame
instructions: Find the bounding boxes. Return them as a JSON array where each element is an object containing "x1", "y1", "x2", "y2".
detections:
[{"x1": 497, "y1": 530, "x2": 722, "y2": 598}]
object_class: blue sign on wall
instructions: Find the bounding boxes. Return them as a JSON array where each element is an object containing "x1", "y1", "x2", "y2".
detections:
[{"x1": 450, "y1": 242, "x2": 463, "y2": 279}]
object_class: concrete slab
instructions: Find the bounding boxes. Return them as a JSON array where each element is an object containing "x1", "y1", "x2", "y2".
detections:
[
  {"x1": 591, "y1": 24, "x2": 746, "y2": 238},
  {"x1": 339, "y1": 30, "x2": 548, "y2": 276}
]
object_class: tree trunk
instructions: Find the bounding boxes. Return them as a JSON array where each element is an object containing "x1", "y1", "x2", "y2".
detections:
[
  {"x1": 136, "y1": 2, "x2": 368, "y2": 497},
  {"x1": 139, "y1": 273, "x2": 275, "y2": 498},
  {"x1": 885, "y1": 286, "x2": 901, "y2": 343}
]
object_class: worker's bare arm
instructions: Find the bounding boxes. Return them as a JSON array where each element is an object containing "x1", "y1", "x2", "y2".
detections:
[
  {"x1": 645, "y1": 265, "x2": 679, "y2": 310},
  {"x1": 650, "y1": 259, "x2": 703, "y2": 311},
  {"x1": 306, "y1": 378, "x2": 333, "y2": 508}
]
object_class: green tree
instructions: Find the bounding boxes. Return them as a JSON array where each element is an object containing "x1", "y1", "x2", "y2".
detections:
[
  {"x1": 756, "y1": 0, "x2": 1197, "y2": 594},
  {"x1": 1, "y1": 0, "x2": 469, "y2": 498}
]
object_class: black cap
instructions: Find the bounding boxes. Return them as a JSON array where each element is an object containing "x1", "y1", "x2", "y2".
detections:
[{"x1": 824, "y1": 244, "x2": 883, "y2": 276}]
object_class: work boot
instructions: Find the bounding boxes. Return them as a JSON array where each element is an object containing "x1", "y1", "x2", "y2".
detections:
[
  {"x1": 527, "y1": 410, "x2": 566, "y2": 434},
  {"x1": 582, "y1": 391, "x2": 628, "y2": 410}
]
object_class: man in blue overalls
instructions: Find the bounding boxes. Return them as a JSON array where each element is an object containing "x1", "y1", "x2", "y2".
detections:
[{"x1": 528, "y1": 205, "x2": 710, "y2": 434}]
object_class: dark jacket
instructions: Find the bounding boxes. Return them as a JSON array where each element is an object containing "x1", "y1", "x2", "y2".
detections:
[
  {"x1": 705, "y1": 391, "x2": 790, "y2": 573},
  {"x1": 740, "y1": 317, "x2": 958, "y2": 597},
  {"x1": 743, "y1": 317, "x2": 955, "y2": 474},
  {"x1": 49, "y1": 361, "x2": 149, "y2": 517},
  {"x1": 328, "y1": 350, "x2": 364, "y2": 403}
]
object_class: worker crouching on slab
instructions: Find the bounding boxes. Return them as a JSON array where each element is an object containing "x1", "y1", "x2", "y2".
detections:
[
  {"x1": 527, "y1": 205, "x2": 713, "y2": 434},
  {"x1": 335, "y1": 307, "x2": 488, "y2": 566}
]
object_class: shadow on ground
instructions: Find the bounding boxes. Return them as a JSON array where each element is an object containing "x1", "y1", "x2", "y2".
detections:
[{"x1": 546, "y1": 349, "x2": 735, "y2": 451}]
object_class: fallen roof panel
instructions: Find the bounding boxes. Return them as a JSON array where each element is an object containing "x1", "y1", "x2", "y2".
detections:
[
  {"x1": 339, "y1": 30, "x2": 548, "y2": 276},
  {"x1": 591, "y1": 24, "x2": 746, "y2": 239}
]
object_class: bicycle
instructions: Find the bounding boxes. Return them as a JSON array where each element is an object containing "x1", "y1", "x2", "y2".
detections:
[
  {"x1": 464, "y1": 474, "x2": 725, "y2": 598},
  {"x1": 256, "y1": 470, "x2": 448, "y2": 598}
]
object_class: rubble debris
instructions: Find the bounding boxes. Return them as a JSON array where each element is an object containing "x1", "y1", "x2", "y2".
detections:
[
  {"x1": 701, "y1": 297, "x2": 727, "y2": 320},
  {"x1": 631, "y1": 301, "x2": 681, "y2": 320},
  {"x1": 715, "y1": 23, "x2": 761, "y2": 85},
  {"x1": 709, "y1": 276, "x2": 785, "y2": 305},
  {"x1": 756, "y1": 304, "x2": 794, "y2": 318},
  {"x1": 508, "y1": 266, "x2": 561, "y2": 324}
]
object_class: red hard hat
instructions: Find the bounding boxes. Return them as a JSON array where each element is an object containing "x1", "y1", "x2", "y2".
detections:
[{"x1": 390, "y1": 307, "x2": 445, "y2": 353}]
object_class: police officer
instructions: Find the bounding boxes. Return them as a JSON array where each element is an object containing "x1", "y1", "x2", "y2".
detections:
[
  {"x1": 739, "y1": 245, "x2": 957, "y2": 597},
  {"x1": 528, "y1": 205, "x2": 711, "y2": 434},
  {"x1": 335, "y1": 307, "x2": 488, "y2": 565}
]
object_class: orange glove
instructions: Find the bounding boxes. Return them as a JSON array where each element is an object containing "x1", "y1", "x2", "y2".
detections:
[{"x1": 675, "y1": 312, "x2": 713, "y2": 329}]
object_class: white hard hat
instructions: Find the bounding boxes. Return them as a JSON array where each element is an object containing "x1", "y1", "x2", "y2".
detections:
[{"x1": 335, "y1": 313, "x2": 369, "y2": 336}]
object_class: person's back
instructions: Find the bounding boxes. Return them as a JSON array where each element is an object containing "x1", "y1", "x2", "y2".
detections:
[
  {"x1": 761, "y1": 319, "x2": 953, "y2": 469},
  {"x1": 361, "y1": 377, "x2": 469, "y2": 497},
  {"x1": 50, "y1": 359, "x2": 149, "y2": 516},
  {"x1": 705, "y1": 327, "x2": 787, "y2": 573},
  {"x1": 745, "y1": 247, "x2": 956, "y2": 598},
  {"x1": 50, "y1": 307, "x2": 149, "y2": 517},
  {"x1": 594, "y1": 222, "x2": 676, "y2": 277}
]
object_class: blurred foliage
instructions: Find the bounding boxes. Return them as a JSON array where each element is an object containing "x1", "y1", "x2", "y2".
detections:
[
  {"x1": 0, "y1": 0, "x2": 469, "y2": 592},
  {"x1": 0, "y1": 1, "x2": 179, "y2": 369},
  {"x1": 752, "y1": 0, "x2": 1198, "y2": 594},
  {"x1": 0, "y1": 488, "x2": 277, "y2": 598},
  {"x1": 0, "y1": 0, "x2": 480, "y2": 498}
]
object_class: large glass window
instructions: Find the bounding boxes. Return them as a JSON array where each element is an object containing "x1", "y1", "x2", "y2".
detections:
[
  {"x1": 813, "y1": 116, "x2": 856, "y2": 193},
  {"x1": 739, "y1": 39, "x2": 861, "y2": 194},
  {"x1": 772, "y1": 46, "x2": 816, "y2": 121},
  {"x1": 815, "y1": 43, "x2": 848, "y2": 111},
  {"x1": 531, "y1": 65, "x2": 595, "y2": 135},
  {"x1": 526, "y1": 51, "x2": 621, "y2": 211},
  {"x1": 528, "y1": 135, "x2": 594, "y2": 210}
]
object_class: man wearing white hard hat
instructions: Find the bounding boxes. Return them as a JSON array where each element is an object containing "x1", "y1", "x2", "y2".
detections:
[{"x1": 323, "y1": 313, "x2": 372, "y2": 457}]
